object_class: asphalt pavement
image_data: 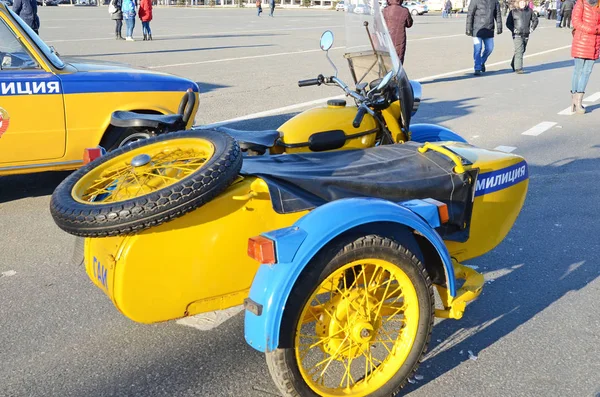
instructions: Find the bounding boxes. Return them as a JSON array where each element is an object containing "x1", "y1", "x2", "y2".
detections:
[{"x1": 1, "y1": 6, "x2": 599, "y2": 397}]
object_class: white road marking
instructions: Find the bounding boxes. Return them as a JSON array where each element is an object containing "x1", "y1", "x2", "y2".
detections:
[
  {"x1": 176, "y1": 305, "x2": 244, "y2": 331},
  {"x1": 202, "y1": 45, "x2": 574, "y2": 128},
  {"x1": 149, "y1": 46, "x2": 345, "y2": 69},
  {"x1": 494, "y1": 145, "x2": 517, "y2": 153},
  {"x1": 409, "y1": 33, "x2": 464, "y2": 42},
  {"x1": 1, "y1": 270, "x2": 17, "y2": 278},
  {"x1": 583, "y1": 92, "x2": 600, "y2": 102},
  {"x1": 558, "y1": 106, "x2": 574, "y2": 116},
  {"x1": 46, "y1": 24, "x2": 345, "y2": 44},
  {"x1": 522, "y1": 121, "x2": 557, "y2": 136}
]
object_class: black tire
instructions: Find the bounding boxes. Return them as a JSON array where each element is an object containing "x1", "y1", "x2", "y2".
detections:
[
  {"x1": 100, "y1": 126, "x2": 157, "y2": 152},
  {"x1": 50, "y1": 129, "x2": 242, "y2": 237},
  {"x1": 266, "y1": 235, "x2": 434, "y2": 397}
]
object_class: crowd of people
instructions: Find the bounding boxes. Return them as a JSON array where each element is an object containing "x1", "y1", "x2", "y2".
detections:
[{"x1": 109, "y1": 0, "x2": 154, "y2": 40}]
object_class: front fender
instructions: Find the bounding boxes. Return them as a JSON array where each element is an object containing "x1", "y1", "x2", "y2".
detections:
[
  {"x1": 410, "y1": 123, "x2": 468, "y2": 143},
  {"x1": 244, "y1": 198, "x2": 455, "y2": 353}
]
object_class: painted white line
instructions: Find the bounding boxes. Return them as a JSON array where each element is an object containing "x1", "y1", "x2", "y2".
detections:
[
  {"x1": 150, "y1": 46, "x2": 345, "y2": 69},
  {"x1": 583, "y1": 92, "x2": 600, "y2": 102},
  {"x1": 1, "y1": 270, "x2": 17, "y2": 278},
  {"x1": 558, "y1": 106, "x2": 574, "y2": 116},
  {"x1": 494, "y1": 145, "x2": 517, "y2": 153},
  {"x1": 522, "y1": 121, "x2": 557, "y2": 136},
  {"x1": 409, "y1": 33, "x2": 464, "y2": 42},
  {"x1": 46, "y1": 24, "x2": 344, "y2": 44},
  {"x1": 202, "y1": 44, "x2": 573, "y2": 128}
]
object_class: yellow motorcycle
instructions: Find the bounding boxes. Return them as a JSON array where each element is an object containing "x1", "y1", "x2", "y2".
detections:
[{"x1": 50, "y1": 4, "x2": 529, "y2": 396}]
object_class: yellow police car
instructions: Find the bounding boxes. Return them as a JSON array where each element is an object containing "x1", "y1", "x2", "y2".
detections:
[{"x1": 0, "y1": 3, "x2": 199, "y2": 176}]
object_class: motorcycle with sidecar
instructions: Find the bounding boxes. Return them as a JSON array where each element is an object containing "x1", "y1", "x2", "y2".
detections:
[{"x1": 50, "y1": 2, "x2": 529, "y2": 396}]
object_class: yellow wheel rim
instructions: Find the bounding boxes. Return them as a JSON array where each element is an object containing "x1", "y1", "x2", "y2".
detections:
[
  {"x1": 295, "y1": 259, "x2": 420, "y2": 397},
  {"x1": 72, "y1": 138, "x2": 215, "y2": 204}
]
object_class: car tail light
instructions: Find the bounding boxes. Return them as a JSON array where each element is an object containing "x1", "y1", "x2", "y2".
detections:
[
  {"x1": 423, "y1": 198, "x2": 449, "y2": 224},
  {"x1": 83, "y1": 147, "x2": 105, "y2": 165},
  {"x1": 248, "y1": 235, "x2": 277, "y2": 264}
]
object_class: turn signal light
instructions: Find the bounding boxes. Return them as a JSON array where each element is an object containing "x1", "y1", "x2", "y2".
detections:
[
  {"x1": 83, "y1": 147, "x2": 105, "y2": 165},
  {"x1": 248, "y1": 236, "x2": 277, "y2": 265},
  {"x1": 423, "y1": 198, "x2": 449, "y2": 224}
]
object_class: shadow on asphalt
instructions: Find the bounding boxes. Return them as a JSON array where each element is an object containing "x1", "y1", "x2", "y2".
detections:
[
  {"x1": 420, "y1": 60, "x2": 574, "y2": 85},
  {"x1": 0, "y1": 171, "x2": 72, "y2": 204},
  {"x1": 196, "y1": 81, "x2": 230, "y2": 93},
  {"x1": 412, "y1": 96, "x2": 478, "y2": 124},
  {"x1": 151, "y1": 33, "x2": 288, "y2": 41},
  {"x1": 403, "y1": 155, "x2": 600, "y2": 394},
  {"x1": 74, "y1": 44, "x2": 274, "y2": 58}
]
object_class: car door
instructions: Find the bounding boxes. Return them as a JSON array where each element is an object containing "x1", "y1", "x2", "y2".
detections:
[{"x1": 0, "y1": 13, "x2": 66, "y2": 164}]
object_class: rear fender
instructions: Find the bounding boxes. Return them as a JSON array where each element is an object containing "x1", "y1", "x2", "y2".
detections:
[
  {"x1": 243, "y1": 197, "x2": 455, "y2": 353},
  {"x1": 410, "y1": 123, "x2": 468, "y2": 143}
]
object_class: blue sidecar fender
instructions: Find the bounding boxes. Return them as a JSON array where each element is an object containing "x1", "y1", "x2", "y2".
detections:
[
  {"x1": 410, "y1": 123, "x2": 468, "y2": 143},
  {"x1": 243, "y1": 197, "x2": 456, "y2": 353}
]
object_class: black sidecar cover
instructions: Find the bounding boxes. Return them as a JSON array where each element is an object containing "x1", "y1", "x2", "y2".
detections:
[{"x1": 240, "y1": 142, "x2": 478, "y2": 241}]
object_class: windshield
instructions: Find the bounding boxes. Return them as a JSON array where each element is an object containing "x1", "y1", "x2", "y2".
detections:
[
  {"x1": 8, "y1": 9, "x2": 65, "y2": 69},
  {"x1": 344, "y1": 0, "x2": 401, "y2": 86}
]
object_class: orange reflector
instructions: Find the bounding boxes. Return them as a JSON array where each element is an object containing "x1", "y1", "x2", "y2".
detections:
[
  {"x1": 83, "y1": 147, "x2": 104, "y2": 165},
  {"x1": 423, "y1": 198, "x2": 449, "y2": 224},
  {"x1": 248, "y1": 236, "x2": 277, "y2": 264}
]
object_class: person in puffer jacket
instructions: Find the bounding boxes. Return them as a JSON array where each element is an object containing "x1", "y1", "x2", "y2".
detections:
[
  {"x1": 466, "y1": 0, "x2": 503, "y2": 75},
  {"x1": 570, "y1": 0, "x2": 600, "y2": 114},
  {"x1": 506, "y1": 0, "x2": 539, "y2": 73}
]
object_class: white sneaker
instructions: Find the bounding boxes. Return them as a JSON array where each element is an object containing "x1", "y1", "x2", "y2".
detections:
[{"x1": 126, "y1": 37, "x2": 134, "y2": 41}]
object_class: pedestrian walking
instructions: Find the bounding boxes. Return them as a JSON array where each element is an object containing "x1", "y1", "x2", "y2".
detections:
[
  {"x1": 556, "y1": 0, "x2": 564, "y2": 27},
  {"x1": 548, "y1": 0, "x2": 556, "y2": 19},
  {"x1": 383, "y1": 0, "x2": 413, "y2": 64},
  {"x1": 269, "y1": 0, "x2": 275, "y2": 16},
  {"x1": 13, "y1": 0, "x2": 40, "y2": 35},
  {"x1": 506, "y1": 0, "x2": 538, "y2": 73},
  {"x1": 569, "y1": 0, "x2": 600, "y2": 114},
  {"x1": 560, "y1": 0, "x2": 574, "y2": 27},
  {"x1": 109, "y1": 0, "x2": 124, "y2": 40},
  {"x1": 139, "y1": 0, "x2": 152, "y2": 40},
  {"x1": 256, "y1": 0, "x2": 262, "y2": 16},
  {"x1": 443, "y1": 0, "x2": 452, "y2": 17},
  {"x1": 122, "y1": 0, "x2": 137, "y2": 41},
  {"x1": 466, "y1": 0, "x2": 503, "y2": 75}
]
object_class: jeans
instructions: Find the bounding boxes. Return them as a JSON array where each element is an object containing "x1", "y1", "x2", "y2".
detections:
[
  {"x1": 269, "y1": 4, "x2": 274, "y2": 15},
  {"x1": 572, "y1": 58, "x2": 595, "y2": 93},
  {"x1": 473, "y1": 37, "x2": 494, "y2": 71},
  {"x1": 125, "y1": 17, "x2": 135, "y2": 37},
  {"x1": 512, "y1": 35, "x2": 528, "y2": 70},
  {"x1": 115, "y1": 19, "x2": 122, "y2": 35},
  {"x1": 442, "y1": 9, "x2": 448, "y2": 17},
  {"x1": 257, "y1": 5, "x2": 262, "y2": 15},
  {"x1": 561, "y1": 10, "x2": 572, "y2": 28},
  {"x1": 142, "y1": 21, "x2": 151, "y2": 35}
]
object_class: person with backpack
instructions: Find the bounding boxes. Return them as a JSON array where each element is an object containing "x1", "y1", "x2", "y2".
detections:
[
  {"x1": 109, "y1": 0, "x2": 124, "y2": 40},
  {"x1": 121, "y1": 0, "x2": 137, "y2": 41},
  {"x1": 506, "y1": 0, "x2": 539, "y2": 73},
  {"x1": 139, "y1": 0, "x2": 152, "y2": 40}
]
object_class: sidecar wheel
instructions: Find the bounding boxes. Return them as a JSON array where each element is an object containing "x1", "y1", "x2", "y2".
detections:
[
  {"x1": 50, "y1": 129, "x2": 241, "y2": 237},
  {"x1": 266, "y1": 235, "x2": 434, "y2": 397}
]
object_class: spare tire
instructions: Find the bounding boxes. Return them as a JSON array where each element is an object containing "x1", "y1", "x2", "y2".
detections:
[{"x1": 50, "y1": 129, "x2": 242, "y2": 237}]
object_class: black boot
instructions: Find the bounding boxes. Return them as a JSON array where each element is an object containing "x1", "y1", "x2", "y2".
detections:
[
  {"x1": 143, "y1": 33, "x2": 147, "y2": 41},
  {"x1": 118, "y1": 32, "x2": 125, "y2": 40},
  {"x1": 148, "y1": 34, "x2": 152, "y2": 41}
]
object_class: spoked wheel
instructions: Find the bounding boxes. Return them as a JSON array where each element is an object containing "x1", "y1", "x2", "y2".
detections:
[
  {"x1": 50, "y1": 130, "x2": 241, "y2": 237},
  {"x1": 267, "y1": 235, "x2": 434, "y2": 397}
]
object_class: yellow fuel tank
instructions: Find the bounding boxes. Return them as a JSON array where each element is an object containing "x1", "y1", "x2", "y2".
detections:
[{"x1": 278, "y1": 104, "x2": 378, "y2": 154}]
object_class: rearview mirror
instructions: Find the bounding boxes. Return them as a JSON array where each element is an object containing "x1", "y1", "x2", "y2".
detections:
[
  {"x1": 376, "y1": 70, "x2": 394, "y2": 91},
  {"x1": 320, "y1": 30, "x2": 334, "y2": 51}
]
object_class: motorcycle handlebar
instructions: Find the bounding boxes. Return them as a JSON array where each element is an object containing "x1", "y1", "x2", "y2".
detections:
[
  {"x1": 353, "y1": 105, "x2": 368, "y2": 128},
  {"x1": 298, "y1": 78, "x2": 321, "y2": 87}
]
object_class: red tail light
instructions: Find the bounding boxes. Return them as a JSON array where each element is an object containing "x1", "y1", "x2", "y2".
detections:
[
  {"x1": 248, "y1": 236, "x2": 277, "y2": 264},
  {"x1": 83, "y1": 147, "x2": 104, "y2": 165}
]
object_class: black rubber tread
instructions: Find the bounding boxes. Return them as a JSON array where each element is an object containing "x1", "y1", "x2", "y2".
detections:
[
  {"x1": 50, "y1": 129, "x2": 242, "y2": 237},
  {"x1": 100, "y1": 126, "x2": 157, "y2": 152},
  {"x1": 266, "y1": 235, "x2": 434, "y2": 397}
]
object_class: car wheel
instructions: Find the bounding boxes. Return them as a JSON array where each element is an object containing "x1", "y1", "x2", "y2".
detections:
[
  {"x1": 411, "y1": 9, "x2": 418, "y2": 15},
  {"x1": 50, "y1": 130, "x2": 242, "y2": 237},
  {"x1": 266, "y1": 235, "x2": 434, "y2": 397}
]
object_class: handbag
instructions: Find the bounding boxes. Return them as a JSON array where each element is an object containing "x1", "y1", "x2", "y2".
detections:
[{"x1": 108, "y1": 0, "x2": 118, "y2": 13}]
